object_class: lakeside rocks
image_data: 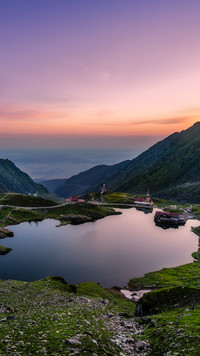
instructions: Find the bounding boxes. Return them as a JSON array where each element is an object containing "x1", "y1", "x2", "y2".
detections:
[
  {"x1": 0, "y1": 228, "x2": 13, "y2": 255},
  {"x1": 60, "y1": 214, "x2": 92, "y2": 225},
  {"x1": 0, "y1": 228, "x2": 14, "y2": 239},
  {"x1": 0, "y1": 246, "x2": 12, "y2": 255},
  {"x1": 121, "y1": 289, "x2": 152, "y2": 302}
]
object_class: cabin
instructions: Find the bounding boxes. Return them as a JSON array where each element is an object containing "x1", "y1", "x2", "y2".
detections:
[
  {"x1": 71, "y1": 196, "x2": 78, "y2": 202},
  {"x1": 134, "y1": 196, "x2": 153, "y2": 206},
  {"x1": 66, "y1": 196, "x2": 85, "y2": 204},
  {"x1": 154, "y1": 211, "x2": 185, "y2": 225}
]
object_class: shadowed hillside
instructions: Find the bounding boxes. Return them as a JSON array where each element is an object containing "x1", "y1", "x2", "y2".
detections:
[{"x1": 0, "y1": 159, "x2": 48, "y2": 195}]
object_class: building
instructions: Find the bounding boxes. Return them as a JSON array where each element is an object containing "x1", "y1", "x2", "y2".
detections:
[{"x1": 66, "y1": 196, "x2": 85, "y2": 203}]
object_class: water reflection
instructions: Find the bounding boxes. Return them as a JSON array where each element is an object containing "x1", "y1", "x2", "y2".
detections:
[
  {"x1": 154, "y1": 221, "x2": 179, "y2": 230},
  {"x1": 135, "y1": 207, "x2": 153, "y2": 214},
  {"x1": 0, "y1": 208, "x2": 199, "y2": 287}
]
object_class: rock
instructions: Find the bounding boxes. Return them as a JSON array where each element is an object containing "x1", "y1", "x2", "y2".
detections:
[
  {"x1": 0, "y1": 246, "x2": 12, "y2": 255},
  {"x1": 101, "y1": 299, "x2": 109, "y2": 304},
  {"x1": 62, "y1": 214, "x2": 91, "y2": 225},
  {"x1": 120, "y1": 320, "x2": 134, "y2": 329},
  {"x1": 84, "y1": 331, "x2": 93, "y2": 336},
  {"x1": 135, "y1": 340, "x2": 145, "y2": 350},
  {"x1": 135, "y1": 303, "x2": 143, "y2": 317},
  {"x1": 119, "y1": 312, "x2": 132, "y2": 318},
  {"x1": 65, "y1": 336, "x2": 82, "y2": 346},
  {"x1": 0, "y1": 228, "x2": 14, "y2": 237},
  {"x1": 7, "y1": 316, "x2": 15, "y2": 320},
  {"x1": 106, "y1": 312, "x2": 113, "y2": 318}
]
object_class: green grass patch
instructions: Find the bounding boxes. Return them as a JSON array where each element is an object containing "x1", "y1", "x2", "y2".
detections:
[
  {"x1": 10, "y1": 208, "x2": 44, "y2": 222},
  {"x1": 103, "y1": 192, "x2": 136, "y2": 203},
  {"x1": 128, "y1": 263, "x2": 200, "y2": 290},
  {"x1": 76, "y1": 282, "x2": 135, "y2": 315},
  {"x1": 0, "y1": 193, "x2": 57, "y2": 207},
  {"x1": 141, "y1": 306, "x2": 200, "y2": 356},
  {"x1": 136, "y1": 286, "x2": 200, "y2": 315}
]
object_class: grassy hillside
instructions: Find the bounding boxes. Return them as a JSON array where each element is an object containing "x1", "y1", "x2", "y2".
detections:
[
  {"x1": 0, "y1": 278, "x2": 139, "y2": 355},
  {"x1": 128, "y1": 262, "x2": 200, "y2": 356},
  {"x1": 1, "y1": 262, "x2": 200, "y2": 355},
  {"x1": 110, "y1": 122, "x2": 200, "y2": 202},
  {"x1": 0, "y1": 193, "x2": 58, "y2": 207}
]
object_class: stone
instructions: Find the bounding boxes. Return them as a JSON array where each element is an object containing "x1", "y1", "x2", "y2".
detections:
[
  {"x1": 65, "y1": 336, "x2": 82, "y2": 346},
  {"x1": 0, "y1": 228, "x2": 14, "y2": 237},
  {"x1": 101, "y1": 298, "x2": 109, "y2": 304},
  {"x1": 135, "y1": 340, "x2": 145, "y2": 350},
  {"x1": 7, "y1": 316, "x2": 15, "y2": 320}
]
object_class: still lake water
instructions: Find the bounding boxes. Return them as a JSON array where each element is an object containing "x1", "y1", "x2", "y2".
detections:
[{"x1": 0, "y1": 208, "x2": 199, "y2": 287}]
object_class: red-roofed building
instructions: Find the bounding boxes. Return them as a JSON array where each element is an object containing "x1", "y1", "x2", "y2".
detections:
[
  {"x1": 66, "y1": 196, "x2": 85, "y2": 204},
  {"x1": 134, "y1": 196, "x2": 153, "y2": 207}
]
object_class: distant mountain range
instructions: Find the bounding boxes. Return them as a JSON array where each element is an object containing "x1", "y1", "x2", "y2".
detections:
[
  {"x1": 42, "y1": 122, "x2": 200, "y2": 203},
  {"x1": 0, "y1": 159, "x2": 48, "y2": 195}
]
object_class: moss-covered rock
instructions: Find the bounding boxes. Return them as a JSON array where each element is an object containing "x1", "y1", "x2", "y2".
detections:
[
  {"x1": 0, "y1": 245, "x2": 12, "y2": 254},
  {"x1": 135, "y1": 286, "x2": 200, "y2": 316},
  {"x1": 0, "y1": 228, "x2": 14, "y2": 238}
]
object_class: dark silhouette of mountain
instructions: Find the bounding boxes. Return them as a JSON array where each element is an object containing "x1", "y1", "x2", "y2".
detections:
[
  {"x1": 53, "y1": 161, "x2": 130, "y2": 197},
  {"x1": 0, "y1": 159, "x2": 48, "y2": 195},
  {"x1": 40, "y1": 179, "x2": 66, "y2": 193}
]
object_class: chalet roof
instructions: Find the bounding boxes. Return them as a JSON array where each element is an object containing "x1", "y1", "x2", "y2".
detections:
[{"x1": 155, "y1": 211, "x2": 179, "y2": 217}]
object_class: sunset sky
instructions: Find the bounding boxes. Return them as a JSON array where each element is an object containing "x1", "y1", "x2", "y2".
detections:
[{"x1": 0, "y1": 0, "x2": 200, "y2": 149}]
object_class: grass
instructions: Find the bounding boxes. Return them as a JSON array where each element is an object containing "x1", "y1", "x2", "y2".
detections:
[
  {"x1": 128, "y1": 263, "x2": 200, "y2": 290},
  {"x1": 0, "y1": 278, "x2": 135, "y2": 355},
  {"x1": 103, "y1": 192, "x2": 136, "y2": 203},
  {"x1": 129, "y1": 261, "x2": 200, "y2": 355},
  {"x1": 76, "y1": 282, "x2": 135, "y2": 315},
  {"x1": 0, "y1": 193, "x2": 58, "y2": 207},
  {"x1": 141, "y1": 307, "x2": 200, "y2": 356}
]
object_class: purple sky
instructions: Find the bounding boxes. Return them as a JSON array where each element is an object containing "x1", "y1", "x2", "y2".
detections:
[{"x1": 0, "y1": 0, "x2": 200, "y2": 149}]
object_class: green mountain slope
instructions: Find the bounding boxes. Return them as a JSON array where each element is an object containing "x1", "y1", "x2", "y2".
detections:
[
  {"x1": 109, "y1": 122, "x2": 200, "y2": 202},
  {"x1": 0, "y1": 159, "x2": 48, "y2": 195}
]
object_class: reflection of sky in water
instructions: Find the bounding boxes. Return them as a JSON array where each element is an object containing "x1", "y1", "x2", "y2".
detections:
[
  {"x1": 0, "y1": 208, "x2": 199, "y2": 287},
  {"x1": 0, "y1": 148, "x2": 141, "y2": 180}
]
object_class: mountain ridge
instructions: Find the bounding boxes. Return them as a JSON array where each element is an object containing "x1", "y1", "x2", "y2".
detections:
[{"x1": 0, "y1": 158, "x2": 48, "y2": 195}]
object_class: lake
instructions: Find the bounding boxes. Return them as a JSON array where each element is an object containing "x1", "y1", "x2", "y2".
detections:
[{"x1": 0, "y1": 208, "x2": 199, "y2": 287}]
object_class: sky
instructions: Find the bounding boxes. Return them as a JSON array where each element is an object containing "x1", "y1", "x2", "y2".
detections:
[{"x1": 0, "y1": 0, "x2": 200, "y2": 149}]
